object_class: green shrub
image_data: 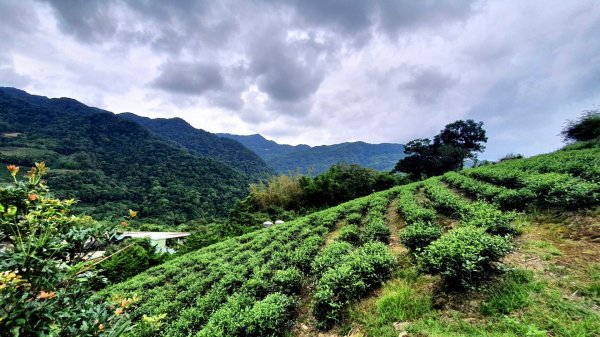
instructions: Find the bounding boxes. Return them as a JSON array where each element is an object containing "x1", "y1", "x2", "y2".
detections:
[
  {"x1": 313, "y1": 242, "x2": 395, "y2": 329},
  {"x1": 361, "y1": 219, "x2": 391, "y2": 244},
  {"x1": 0, "y1": 163, "x2": 134, "y2": 336},
  {"x1": 417, "y1": 226, "x2": 512, "y2": 288},
  {"x1": 289, "y1": 235, "x2": 324, "y2": 272},
  {"x1": 245, "y1": 293, "x2": 297, "y2": 336},
  {"x1": 273, "y1": 267, "x2": 303, "y2": 294},
  {"x1": 100, "y1": 238, "x2": 168, "y2": 284},
  {"x1": 399, "y1": 222, "x2": 442, "y2": 252},
  {"x1": 338, "y1": 224, "x2": 361, "y2": 245},
  {"x1": 311, "y1": 241, "x2": 354, "y2": 275},
  {"x1": 461, "y1": 203, "x2": 517, "y2": 236},
  {"x1": 346, "y1": 212, "x2": 362, "y2": 225}
]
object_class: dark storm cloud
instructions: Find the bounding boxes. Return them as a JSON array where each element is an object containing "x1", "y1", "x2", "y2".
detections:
[
  {"x1": 399, "y1": 67, "x2": 457, "y2": 104},
  {"x1": 151, "y1": 61, "x2": 224, "y2": 95},
  {"x1": 283, "y1": 0, "x2": 477, "y2": 39},
  {"x1": 38, "y1": 0, "x2": 116, "y2": 42}
]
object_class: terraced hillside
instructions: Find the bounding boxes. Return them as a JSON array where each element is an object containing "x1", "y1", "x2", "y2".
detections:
[{"x1": 103, "y1": 145, "x2": 600, "y2": 337}]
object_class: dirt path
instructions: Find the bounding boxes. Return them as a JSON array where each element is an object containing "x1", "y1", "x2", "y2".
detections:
[{"x1": 386, "y1": 198, "x2": 407, "y2": 256}]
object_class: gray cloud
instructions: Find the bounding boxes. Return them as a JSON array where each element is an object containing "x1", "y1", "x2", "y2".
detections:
[
  {"x1": 248, "y1": 30, "x2": 330, "y2": 103},
  {"x1": 151, "y1": 61, "x2": 224, "y2": 95},
  {"x1": 2, "y1": 0, "x2": 599, "y2": 160},
  {"x1": 399, "y1": 67, "x2": 457, "y2": 104}
]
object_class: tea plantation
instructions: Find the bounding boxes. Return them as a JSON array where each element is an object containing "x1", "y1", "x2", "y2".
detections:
[{"x1": 102, "y1": 145, "x2": 600, "y2": 336}]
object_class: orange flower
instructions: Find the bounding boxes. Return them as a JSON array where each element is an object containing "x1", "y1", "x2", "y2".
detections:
[
  {"x1": 28, "y1": 194, "x2": 37, "y2": 201},
  {"x1": 114, "y1": 307, "x2": 124, "y2": 316},
  {"x1": 38, "y1": 290, "x2": 56, "y2": 300},
  {"x1": 120, "y1": 221, "x2": 129, "y2": 228},
  {"x1": 26, "y1": 167, "x2": 37, "y2": 178},
  {"x1": 6, "y1": 165, "x2": 19, "y2": 176}
]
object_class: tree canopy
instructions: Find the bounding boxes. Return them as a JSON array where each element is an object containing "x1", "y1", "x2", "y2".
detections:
[
  {"x1": 561, "y1": 109, "x2": 600, "y2": 143},
  {"x1": 394, "y1": 120, "x2": 487, "y2": 179}
]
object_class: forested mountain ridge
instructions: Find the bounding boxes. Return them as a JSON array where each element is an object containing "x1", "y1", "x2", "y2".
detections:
[
  {"x1": 218, "y1": 133, "x2": 406, "y2": 175},
  {"x1": 0, "y1": 87, "x2": 252, "y2": 223},
  {"x1": 119, "y1": 113, "x2": 273, "y2": 180}
]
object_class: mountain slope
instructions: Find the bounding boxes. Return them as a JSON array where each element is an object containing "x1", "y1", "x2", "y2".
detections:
[
  {"x1": 218, "y1": 133, "x2": 405, "y2": 175},
  {"x1": 0, "y1": 87, "x2": 251, "y2": 223},
  {"x1": 120, "y1": 113, "x2": 273, "y2": 180},
  {"x1": 102, "y1": 143, "x2": 600, "y2": 336}
]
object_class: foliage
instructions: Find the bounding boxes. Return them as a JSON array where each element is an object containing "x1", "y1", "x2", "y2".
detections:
[
  {"x1": 313, "y1": 242, "x2": 395, "y2": 329},
  {"x1": 394, "y1": 119, "x2": 487, "y2": 179},
  {"x1": 0, "y1": 87, "x2": 252, "y2": 223},
  {"x1": 561, "y1": 109, "x2": 600, "y2": 142},
  {"x1": 230, "y1": 163, "x2": 405, "y2": 226},
  {"x1": 219, "y1": 133, "x2": 407, "y2": 175},
  {"x1": 399, "y1": 221, "x2": 443, "y2": 252},
  {"x1": 423, "y1": 178, "x2": 517, "y2": 236},
  {"x1": 0, "y1": 163, "x2": 134, "y2": 336},
  {"x1": 119, "y1": 113, "x2": 273, "y2": 180},
  {"x1": 338, "y1": 223, "x2": 361, "y2": 245},
  {"x1": 99, "y1": 238, "x2": 168, "y2": 284},
  {"x1": 417, "y1": 226, "x2": 512, "y2": 288},
  {"x1": 249, "y1": 174, "x2": 304, "y2": 211}
]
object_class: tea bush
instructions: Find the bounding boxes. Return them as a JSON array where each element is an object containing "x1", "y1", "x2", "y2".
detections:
[
  {"x1": 313, "y1": 242, "x2": 395, "y2": 329},
  {"x1": 417, "y1": 226, "x2": 512, "y2": 288},
  {"x1": 399, "y1": 221, "x2": 443, "y2": 252}
]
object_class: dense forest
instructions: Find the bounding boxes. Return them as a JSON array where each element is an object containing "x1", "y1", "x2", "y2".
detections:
[
  {"x1": 0, "y1": 87, "x2": 255, "y2": 223},
  {"x1": 219, "y1": 133, "x2": 406, "y2": 175},
  {"x1": 119, "y1": 113, "x2": 273, "y2": 180}
]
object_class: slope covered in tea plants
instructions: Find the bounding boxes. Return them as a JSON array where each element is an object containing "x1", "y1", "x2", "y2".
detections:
[{"x1": 103, "y1": 145, "x2": 600, "y2": 336}]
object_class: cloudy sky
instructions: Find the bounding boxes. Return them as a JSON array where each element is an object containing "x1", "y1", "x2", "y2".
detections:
[{"x1": 1, "y1": 0, "x2": 599, "y2": 160}]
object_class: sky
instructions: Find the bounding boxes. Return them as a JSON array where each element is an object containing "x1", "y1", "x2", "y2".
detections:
[{"x1": 1, "y1": 0, "x2": 599, "y2": 160}]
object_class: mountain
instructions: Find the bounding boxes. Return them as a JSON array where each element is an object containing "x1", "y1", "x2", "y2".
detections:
[
  {"x1": 218, "y1": 133, "x2": 405, "y2": 175},
  {"x1": 119, "y1": 113, "x2": 273, "y2": 180},
  {"x1": 0, "y1": 87, "x2": 252, "y2": 223}
]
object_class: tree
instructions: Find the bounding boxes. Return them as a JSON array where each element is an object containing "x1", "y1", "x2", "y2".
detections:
[
  {"x1": 394, "y1": 120, "x2": 487, "y2": 179},
  {"x1": 561, "y1": 109, "x2": 600, "y2": 142}
]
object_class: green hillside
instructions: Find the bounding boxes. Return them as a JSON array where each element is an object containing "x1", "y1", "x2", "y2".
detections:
[
  {"x1": 120, "y1": 113, "x2": 273, "y2": 180},
  {"x1": 218, "y1": 133, "x2": 406, "y2": 175},
  {"x1": 0, "y1": 87, "x2": 252, "y2": 223},
  {"x1": 102, "y1": 144, "x2": 600, "y2": 336}
]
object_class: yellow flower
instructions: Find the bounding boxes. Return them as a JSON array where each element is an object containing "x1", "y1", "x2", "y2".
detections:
[
  {"x1": 35, "y1": 161, "x2": 48, "y2": 175},
  {"x1": 114, "y1": 307, "x2": 124, "y2": 316},
  {"x1": 128, "y1": 209, "x2": 138, "y2": 219},
  {"x1": 98, "y1": 324, "x2": 104, "y2": 332},
  {"x1": 6, "y1": 165, "x2": 19, "y2": 177}
]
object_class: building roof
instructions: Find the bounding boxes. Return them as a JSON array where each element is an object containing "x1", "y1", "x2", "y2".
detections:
[{"x1": 119, "y1": 232, "x2": 191, "y2": 240}]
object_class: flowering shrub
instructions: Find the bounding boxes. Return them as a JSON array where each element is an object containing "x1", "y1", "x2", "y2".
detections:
[{"x1": 0, "y1": 163, "x2": 135, "y2": 336}]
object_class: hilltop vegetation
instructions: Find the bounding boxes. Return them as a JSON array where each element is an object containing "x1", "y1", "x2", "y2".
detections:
[
  {"x1": 119, "y1": 113, "x2": 273, "y2": 180},
  {"x1": 229, "y1": 163, "x2": 407, "y2": 226},
  {"x1": 98, "y1": 140, "x2": 600, "y2": 336},
  {"x1": 0, "y1": 88, "x2": 255, "y2": 223},
  {"x1": 218, "y1": 133, "x2": 406, "y2": 175}
]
